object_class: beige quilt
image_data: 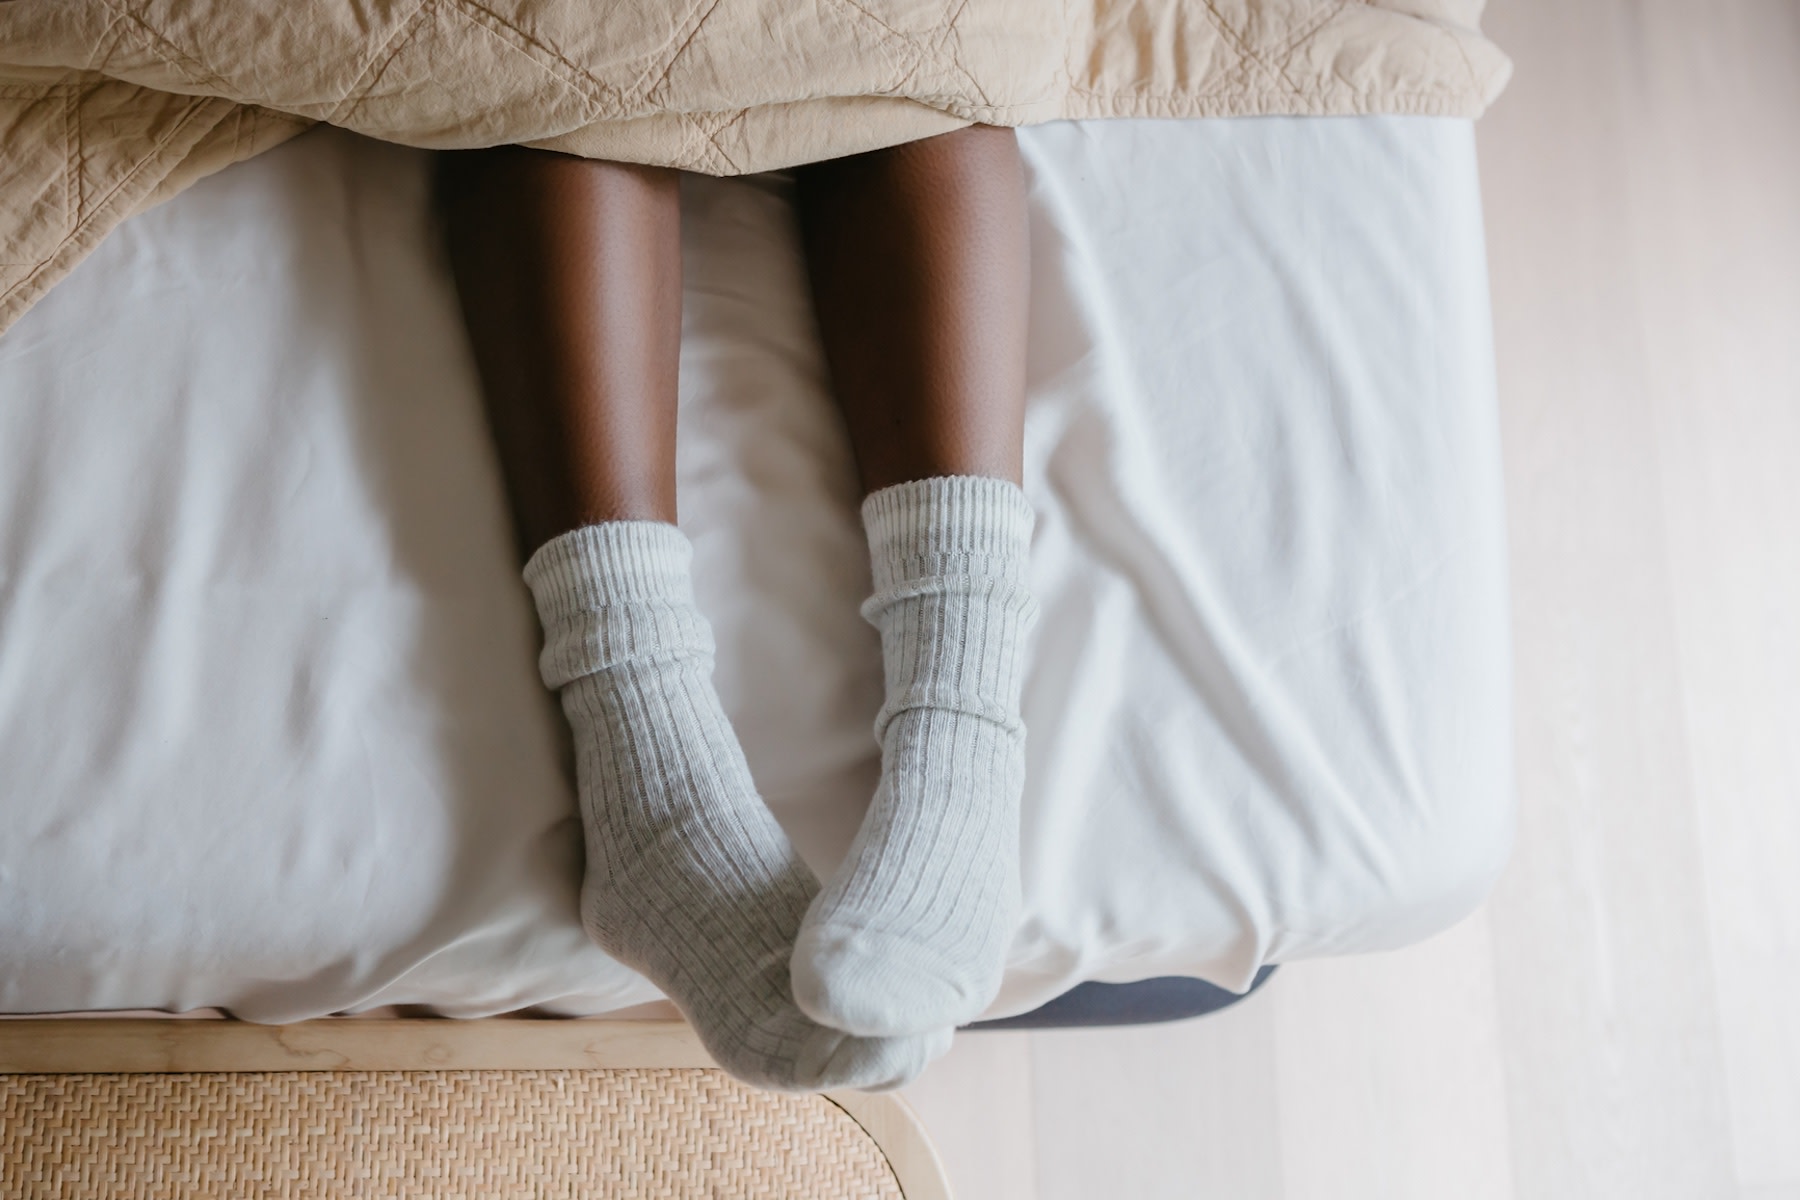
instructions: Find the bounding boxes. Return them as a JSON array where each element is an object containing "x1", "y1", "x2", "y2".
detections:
[{"x1": 0, "y1": 0, "x2": 1508, "y2": 335}]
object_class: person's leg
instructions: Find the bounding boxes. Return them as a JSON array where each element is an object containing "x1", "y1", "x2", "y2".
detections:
[
  {"x1": 794, "y1": 124, "x2": 1029, "y2": 492},
  {"x1": 437, "y1": 146, "x2": 680, "y2": 548},
  {"x1": 789, "y1": 126, "x2": 1039, "y2": 1036},
  {"x1": 438, "y1": 148, "x2": 946, "y2": 1090}
]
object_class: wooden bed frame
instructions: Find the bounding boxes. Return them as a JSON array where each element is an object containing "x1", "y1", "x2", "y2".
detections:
[{"x1": 0, "y1": 1017, "x2": 952, "y2": 1199}]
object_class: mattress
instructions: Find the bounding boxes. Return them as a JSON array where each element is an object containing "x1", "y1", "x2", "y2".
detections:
[{"x1": 0, "y1": 116, "x2": 1512, "y2": 1022}]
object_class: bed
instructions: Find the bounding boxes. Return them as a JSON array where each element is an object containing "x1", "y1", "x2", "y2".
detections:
[{"x1": 0, "y1": 114, "x2": 1511, "y2": 1026}]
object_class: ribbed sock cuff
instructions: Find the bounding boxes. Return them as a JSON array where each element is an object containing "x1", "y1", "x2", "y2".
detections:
[
  {"x1": 522, "y1": 521, "x2": 694, "y2": 626},
  {"x1": 861, "y1": 476, "x2": 1035, "y2": 592},
  {"x1": 522, "y1": 522, "x2": 707, "y2": 691}
]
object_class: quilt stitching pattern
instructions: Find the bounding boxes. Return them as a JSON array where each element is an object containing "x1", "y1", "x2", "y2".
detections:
[
  {"x1": 1438, "y1": 15, "x2": 1483, "y2": 96},
  {"x1": 819, "y1": 0, "x2": 932, "y2": 98},
  {"x1": 68, "y1": 83, "x2": 82, "y2": 221},
  {"x1": 624, "y1": 0, "x2": 725, "y2": 112},
  {"x1": 0, "y1": 84, "x2": 75, "y2": 271},
  {"x1": 73, "y1": 95, "x2": 224, "y2": 233},
  {"x1": 0, "y1": 89, "x2": 221, "y2": 313},
  {"x1": 99, "y1": 1, "x2": 232, "y2": 94},
  {"x1": 1196, "y1": 0, "x2": 1284, "y2": 98},
  {"x1": 0, "y1": 0, "x2": 1507, "y2": 335},
  {"x1": 452, "y1": 0, "x2": 628, "y2": 117},
  {"x1": 930, "y1": 0, "x2": 996, "y2": 110},
  {"x1": 329, "y1": 0, "x2": 437, "y2": 128},
  {"x1": 696, "y1": 107, "x2": 748, "y2": 173},
  {"x1": 9, "y1": 0, "x2": 1491, "y2": 142},
  {"x1": 1062, "y1": 4, "x2": 1243, "y2": 103},
  {"x1": 1267, "y1": 3, "x2": 1354, "y2": 99},
  {"x1": 87, "y1": 9, "x2": 131, "y2": 77}
]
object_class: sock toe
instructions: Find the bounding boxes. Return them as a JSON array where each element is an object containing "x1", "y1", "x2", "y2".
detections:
[
  {"x1": 793, "y1": 926, "x2": 999, "y2": 1037},
  {"x1": 791, "y1": 1023, "x2": 954, "y2": 1092}
]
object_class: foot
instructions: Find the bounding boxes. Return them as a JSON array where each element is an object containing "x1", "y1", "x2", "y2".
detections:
[
  {"x1": 525, "y1": 521, "x2": 949, "y2": 1090},
  {"x1": 793, "y1": 476, "x2": 1038, "y2": 1037}
]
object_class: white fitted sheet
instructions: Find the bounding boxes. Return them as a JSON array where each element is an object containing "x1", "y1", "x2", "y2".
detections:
[{"x1": 0, "y1": 117, "x2": 1511, "y2": 1022}]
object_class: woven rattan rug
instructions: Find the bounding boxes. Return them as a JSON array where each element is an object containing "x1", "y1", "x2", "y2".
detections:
[{"x1": 0, "y1": 1068, "x2": 904, "y2": 1198}]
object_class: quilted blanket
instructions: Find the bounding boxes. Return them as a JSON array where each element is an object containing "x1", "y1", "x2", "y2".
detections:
[{"x1": 0, "y1": 0, "x2": 1508, "y2": 334}]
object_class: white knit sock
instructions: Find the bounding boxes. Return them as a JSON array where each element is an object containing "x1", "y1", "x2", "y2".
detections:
[
  {"x1": 792, "y1": 476, "x2": 1038, "y2": 1036},
  {"x1": 524, "y1": 521, "x2": 949, "y2": 1091}
]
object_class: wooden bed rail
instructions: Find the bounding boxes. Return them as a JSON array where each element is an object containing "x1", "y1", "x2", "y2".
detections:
[
  {"x1": 0, "y1": 1017, "x2": 953, "y2": 1199},
  {"x1": 0, "y1": 1017, "x2": 711, "y2": 1073}
]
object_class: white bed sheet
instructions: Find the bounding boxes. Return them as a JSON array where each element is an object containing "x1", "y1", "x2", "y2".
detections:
[{"x1": 0, "y1": 117, "x2": 1511, "y2": 1021}]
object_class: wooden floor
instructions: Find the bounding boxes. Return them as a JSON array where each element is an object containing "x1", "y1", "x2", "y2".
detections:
[{"x1": 901, "y1": 3, "x2": 1800, "y2": 1196}]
